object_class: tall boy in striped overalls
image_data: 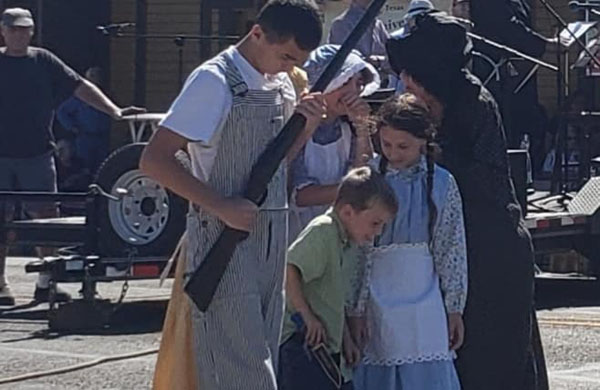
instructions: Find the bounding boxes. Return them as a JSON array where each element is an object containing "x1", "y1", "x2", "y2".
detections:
[{"x1": 141, "y1": 1, "x2": 325, "y2": 389}]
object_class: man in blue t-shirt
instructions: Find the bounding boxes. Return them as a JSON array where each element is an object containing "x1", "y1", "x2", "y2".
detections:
[
  {"x1": 0, "y1": 8, "x2": 144, "y2": 306},
  {"x1": 57, "y1": 67, "x2": 112, "y2": 177}
]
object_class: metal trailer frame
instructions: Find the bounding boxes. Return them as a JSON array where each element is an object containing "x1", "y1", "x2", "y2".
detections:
[
  {"x1": 527, "y1": 178, "x2": 600, "y2": 276},
  {"x1": 0, "y1": 187, "x2": 169, "y2": 330}
]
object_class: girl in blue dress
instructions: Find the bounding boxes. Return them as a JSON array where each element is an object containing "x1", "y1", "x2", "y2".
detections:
[
  {"x1": 352, "y1": 93, "x2": 468, "y2": 389},
  {"x1": 289, "y1": 44, "x2": 380, "y2": 240}
]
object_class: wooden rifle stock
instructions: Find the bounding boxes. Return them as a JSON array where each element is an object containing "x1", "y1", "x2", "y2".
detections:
[{"x1": 185, "y1": 0, "x2": 388, "y2": 312}]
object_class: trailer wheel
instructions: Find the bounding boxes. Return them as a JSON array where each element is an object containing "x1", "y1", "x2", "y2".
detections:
[{"x1": 94, "y1": 143, "x2": 189, "y2": 257}]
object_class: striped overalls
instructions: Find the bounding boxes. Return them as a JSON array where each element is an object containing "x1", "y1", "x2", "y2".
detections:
[{"x1": 185, "y1": 54, "x2": 289, "y2": 389}]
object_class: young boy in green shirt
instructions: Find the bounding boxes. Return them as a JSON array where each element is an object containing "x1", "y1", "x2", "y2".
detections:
[{"x1": 279, "y1": 166, "x2": 398, "y2": 390}]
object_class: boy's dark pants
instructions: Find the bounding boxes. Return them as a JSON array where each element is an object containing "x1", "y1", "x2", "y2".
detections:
[{"x1": 278, "y1": 333, "x2": 353, "y2": 390}]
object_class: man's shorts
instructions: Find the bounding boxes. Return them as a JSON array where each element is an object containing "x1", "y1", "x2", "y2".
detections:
[{"x1": 0, "y1": 151, "x2": 57, "y2": 218}]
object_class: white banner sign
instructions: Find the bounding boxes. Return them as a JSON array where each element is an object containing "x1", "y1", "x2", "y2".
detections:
[
  {"x1": 379, "y1": 0, "x2": 452, "y2": 32},
  {"x1": 320, "y1": 0, "x2": 452, "y2": 38}
]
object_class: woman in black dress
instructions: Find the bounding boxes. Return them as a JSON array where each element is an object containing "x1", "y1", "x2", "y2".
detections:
[{"x1": 386, "y1": 12, "x2": 545, "y2": 390}]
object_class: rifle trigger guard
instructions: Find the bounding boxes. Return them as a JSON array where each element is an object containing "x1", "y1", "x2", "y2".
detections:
[{"x1": 256, "y1": 190, "x2": 268, "y2": 207}]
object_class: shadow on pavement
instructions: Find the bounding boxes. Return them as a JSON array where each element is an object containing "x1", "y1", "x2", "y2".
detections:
[
  {"x1": 0, "y1": 299, "x2": 168, "y2": 338},
  {"x1": 0, "y1": 277, "x2": 593, "y2": 337},
  {"x1": 535, "y1": 276, "x2": 600, "y2": 310}
]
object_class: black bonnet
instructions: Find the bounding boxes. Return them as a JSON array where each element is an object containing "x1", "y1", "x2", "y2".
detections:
[{"x1": 386, "y1": 11, "x2": 473, "y2": 99}]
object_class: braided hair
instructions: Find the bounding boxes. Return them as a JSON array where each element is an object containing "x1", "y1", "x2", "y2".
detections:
[{"x1": 375, "y1": 93, "x2": 438, "y2": 243}]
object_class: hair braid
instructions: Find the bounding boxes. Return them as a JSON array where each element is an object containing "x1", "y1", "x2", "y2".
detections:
[
  {"x1": 379, "y1": 154, "x2": 388, "y2": 175},
  {"x1": 425, "y1": 130, "x2": 438, "y2": 247}
]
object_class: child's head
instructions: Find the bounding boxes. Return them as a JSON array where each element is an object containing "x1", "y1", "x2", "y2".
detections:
[
  {"x1": 376, "y1": 93, "x2": 435, "y2": 170},
  {"x1": 375, "y1": 93, "x2": 439, "y2": 241},
  {"x1": 249, "y1": 0, "x2": 322, "y2": 74},
  {"x1": 334, "y1": 166, "x2": 398, "y2": 245},
  {"x1": 304, "y1": 45, "x2": 380, "y2": 118}
]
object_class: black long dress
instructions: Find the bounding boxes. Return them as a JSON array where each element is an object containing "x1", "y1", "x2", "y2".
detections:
[{"x1": 438, "y1": 73, "x2": 538, "y2": 390}]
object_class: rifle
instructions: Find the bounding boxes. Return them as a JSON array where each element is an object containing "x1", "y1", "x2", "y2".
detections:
[{"x1": 184, "y1": 0, "x2": 388, "y2": 312}]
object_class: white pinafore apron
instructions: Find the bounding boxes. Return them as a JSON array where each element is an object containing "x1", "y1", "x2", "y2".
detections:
[
  {"x1": 363, "y1": 243, "x2": 453, "y2": 365},
  {"x1": 290, "y1": 122, "x2": 352, "y2": 239}
]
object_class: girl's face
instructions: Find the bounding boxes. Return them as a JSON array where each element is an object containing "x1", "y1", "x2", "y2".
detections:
[
  {"x1": 379, "y1": 125, "x2": 425, "y2": 169},
  {"x1": 324, "y1": 73, "x2": 365, "y2": 117}
]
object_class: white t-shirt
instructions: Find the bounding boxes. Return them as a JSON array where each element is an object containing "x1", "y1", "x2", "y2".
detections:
[{"x1": 160, "y1": 46, "x2": 296, "y2": 181}]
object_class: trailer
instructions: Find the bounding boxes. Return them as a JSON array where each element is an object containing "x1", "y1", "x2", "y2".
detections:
[
  {"x1": 526, "y1": 179, "x2": 600, "y2": 277},
  {"x1": 0, "y1": 186, "x2": 176, "y2": 330},
  {"x1": 0, "y1": 114, "x2": 184, "y2": 330},
  {"x1": 2, "y1": 105, "x2": 599, "y2": 330}
]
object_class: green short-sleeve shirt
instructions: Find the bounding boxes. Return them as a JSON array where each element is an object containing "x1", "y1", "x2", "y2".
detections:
[{"x1": 281, "y1": 209, "x2": 360, "y2": 354}]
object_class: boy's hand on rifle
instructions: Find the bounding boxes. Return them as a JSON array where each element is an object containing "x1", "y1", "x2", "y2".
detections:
[
  {"x1": 216, "y1": 197, "x2": 258, "y2": 232},
  {"x1": 296, "y1": 92, "x2": 327, "y2": 134},
  {"x1": 303, "y1": 311, "x2": 327, "y2": 347},
  {"x1": 448, "y1": 312, "x2": 465, "y2": 351}
]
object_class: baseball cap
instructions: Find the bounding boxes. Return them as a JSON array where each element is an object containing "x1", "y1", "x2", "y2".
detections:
[
  {"x1": 405, "y1": 0, "x2": 434, "y2": 19},
  {"x1": 1, "y1": 8, "x2": 34, "y2": 28}
]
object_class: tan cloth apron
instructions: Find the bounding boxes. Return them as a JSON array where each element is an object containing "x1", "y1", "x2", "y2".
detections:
[{"x1": 152, "y1": 233, "x2": 197, "y2": 390}]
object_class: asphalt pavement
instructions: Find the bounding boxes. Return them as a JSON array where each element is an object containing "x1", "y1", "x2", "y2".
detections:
[{"x1": 1, "y1": 257, "x2": 600, "y2": 389}]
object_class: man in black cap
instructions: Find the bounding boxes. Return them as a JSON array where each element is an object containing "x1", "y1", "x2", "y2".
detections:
[
  {"x1": 0, "y1": 7, "x2": 143, "y2": 306},
  {"x1": 386, "y1": 11, "x2": 546, "y2": 390},
  {"x1": 455, "y1": 0, "x2": 555, "y2": 169}
]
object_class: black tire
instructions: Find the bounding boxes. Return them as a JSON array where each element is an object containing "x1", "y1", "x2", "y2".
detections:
[{"x1": 94, "y1": 143, "x2": 188, "y2": 257}]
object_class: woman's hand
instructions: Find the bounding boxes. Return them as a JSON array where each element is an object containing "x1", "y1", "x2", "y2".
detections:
[
  {"x1": 342, "y1": 93, "x2": 370, "y2": 126},
  {"x1": 448, "y1": 312, "x2": 465, "y2": 351},
  {"x1": 343, "y1": 333, "x2": 362, "y2": 367},
  {"x1": 347, "y1": 316, "x2": 370, "y2": 350}
]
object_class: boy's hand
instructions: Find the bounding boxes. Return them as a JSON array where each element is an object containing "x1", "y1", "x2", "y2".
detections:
[
  {"x1": 347, "y1": 316, "x2": 369, "y2": 350},
  {"x1": 295, "y1": 92, "x2": 327, "y2": 134},
  {"x1": 303, "y1": 311, "x2": 327, "y2": 347},
  {"x1": 341, "y1": 94, "x2": 370, "y2": 126},
  {"x1": 342, "y1": 335, "x2": 362, "y2": 367},
  {"x1": 448, "y1": 312, "x2": 465, "y2": 351},
  {"x1": 216, "y1": 197, "x2": 258, "y2": 232}
]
